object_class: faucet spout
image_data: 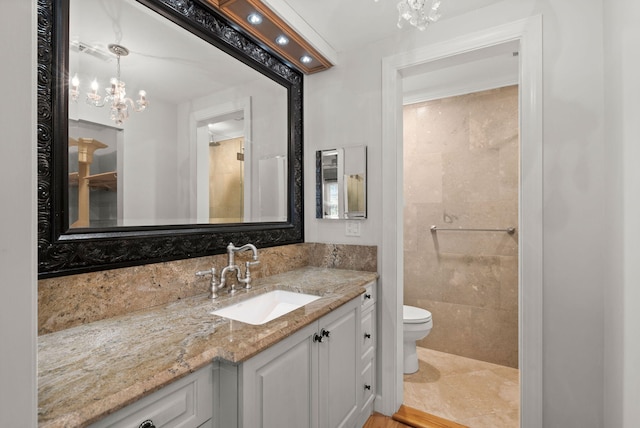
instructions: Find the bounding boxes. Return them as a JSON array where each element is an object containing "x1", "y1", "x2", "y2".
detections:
[
  {"x1": 224, "y1": 242, "x2": 260, "y2": 291},
  {"x1": 227, "y1": 242, "x2": 259, "y2": 260}
]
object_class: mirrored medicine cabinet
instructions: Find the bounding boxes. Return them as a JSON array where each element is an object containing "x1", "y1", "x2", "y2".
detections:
[{"x1": 316, "y1": 146, "x2": 367, "y2": 220}]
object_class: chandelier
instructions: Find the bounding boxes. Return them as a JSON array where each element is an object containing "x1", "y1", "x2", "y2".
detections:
[
  {"x1": 70, "y1": 44, "x2": 148, "y2": 125},
  {"x1": 376, "y1": 0, "x2": 442, "y2": 31}
]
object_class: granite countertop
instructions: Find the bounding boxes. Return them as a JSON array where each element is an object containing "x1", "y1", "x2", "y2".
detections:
[{"x1": 38, "y1": 267, "x2": 378, "y2": 427}]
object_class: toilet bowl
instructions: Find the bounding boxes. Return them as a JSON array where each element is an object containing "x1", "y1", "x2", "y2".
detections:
[{"x1": 403, "y1": 305, "x2": 433, "y2": 374}]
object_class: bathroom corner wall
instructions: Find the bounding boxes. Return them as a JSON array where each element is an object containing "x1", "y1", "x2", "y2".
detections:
[
  {"x1": 38, "y1": 242, "x2": 377, "y2": 335},
  {"x1": 403, "y1": 86, "x2": 519, "y2": 368}
]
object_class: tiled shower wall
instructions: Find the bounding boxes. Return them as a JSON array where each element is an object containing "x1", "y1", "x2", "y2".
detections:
[{"x1": 403, "y1": 86, "x2": 519, "y2": 368}]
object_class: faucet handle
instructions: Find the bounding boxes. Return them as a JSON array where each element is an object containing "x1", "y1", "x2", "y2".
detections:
[
  {"x1": 196, "y1": 268, "x2": 221, "y2": 299},
  {"x1": 195, "y1": 267, "x2": 216, "y2": 278}
]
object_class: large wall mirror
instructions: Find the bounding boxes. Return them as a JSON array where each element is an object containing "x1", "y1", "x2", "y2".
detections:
[{"x1": 38, "y1": 0, "x2": 303, "y2": 278}]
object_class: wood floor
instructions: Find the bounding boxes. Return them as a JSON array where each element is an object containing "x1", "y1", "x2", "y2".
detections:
[
  {"x1": 363, "y1": 405, "x2": 469, "y2": 428},
  {"x1": 363, "y1": 412, "x2": 412, "y2": 428}
]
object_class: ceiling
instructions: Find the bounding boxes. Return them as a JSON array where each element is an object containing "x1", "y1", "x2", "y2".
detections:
[
  {"x1": 70, "y1": 0, "x2": 514, "y2": 112},
  {"x1": 276, "y1": 0, "x2": 506, "y2": 53}
]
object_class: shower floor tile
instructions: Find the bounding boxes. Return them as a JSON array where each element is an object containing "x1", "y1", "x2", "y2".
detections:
[{"x1": 403, "y1": 347, "x2": 520, "y2": 428}]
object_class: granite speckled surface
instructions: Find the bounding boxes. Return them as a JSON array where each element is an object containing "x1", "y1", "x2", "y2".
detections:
[
  {"x1": 38, "y1": 267, "x2": 378, "y2": 428},
  {"x1": 38, "y1": 243, "x2": 377, "y2": 334}
]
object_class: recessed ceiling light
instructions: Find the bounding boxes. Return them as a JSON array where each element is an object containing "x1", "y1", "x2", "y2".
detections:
[
  {"x1": 300, "y1": 55, "x2": 313, "y2": 64},
  {"x1": 275, "y1": 35, "x2": 289, "y2": 46},
  {"x1": 247, "y1": 13, "x2": 262, "y2": 25}
]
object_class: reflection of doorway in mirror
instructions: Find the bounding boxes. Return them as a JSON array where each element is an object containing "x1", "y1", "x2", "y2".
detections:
[
  {"x1": 68, "y1": 119, "x2": 121, "y2": 228},
  {"x1": 194, "y1": 101, "x2": 251, "y2": 224},
  {"x1": 324, "y1": 181, "x2": 339, "y2": 218},
  {"x1": 345, "y1": 174, "x2": 365, "y2": 214},
  {"x1": 209, "y1": 137, "x2": 244, "y2": 223}
]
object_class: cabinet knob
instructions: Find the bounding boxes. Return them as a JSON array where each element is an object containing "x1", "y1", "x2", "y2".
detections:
[
  {"x1": 364, "y1": 384, "x2": 371, "y2": 391},
  {"x1": 364, "y1": 333, "x2": 371, "y2": 339},
  {"x1": 313, "y1": 333, "x2": 323, "y2": 343},
  {"x1": 321, "y1": 328, "x2": 331, "y2": 338},
  {"x1": 139, "y1": 420, "x2": 156, "y2": 428},
  {"x1": 364, "y1": 293, "x2": 372, "y2": 300}
]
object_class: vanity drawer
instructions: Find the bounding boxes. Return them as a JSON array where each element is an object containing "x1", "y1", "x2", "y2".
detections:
[
  {"x1": 360, "y1": 281, "x2": 376, "y2": 310},
  {"x1": 361, "y1": 308, "x2": 375, "y2": 360},
  {"x1": 361, "y1": 359, "x2": 375, "y2": 410},
  {"x1": 89, "y1": 365, "x2": 213, "y2": 428}
]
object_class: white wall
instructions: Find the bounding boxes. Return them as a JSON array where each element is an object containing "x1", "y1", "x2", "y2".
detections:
[
  {"x1": 306, "y1": 0, "x2": 615, "y2": 426},
  {"x1": 604, "y1": 1, "x2": 640, "y2": 427},
  {"x1": 120, "y1": 99, "x2": 179, "y2": 225},
  {"x1": 0, "y1": 1, "x2": 37, "y2": 426}
]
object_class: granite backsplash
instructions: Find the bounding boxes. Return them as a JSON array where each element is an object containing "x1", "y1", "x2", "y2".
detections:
[{"x1": 38, "y1": 242, "x2": 377, "y2": 334}]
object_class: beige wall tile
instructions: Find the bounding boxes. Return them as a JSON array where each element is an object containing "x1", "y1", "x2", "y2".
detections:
[{"x1": 403, "y1": 86, "x2": 519, "y2": 368}]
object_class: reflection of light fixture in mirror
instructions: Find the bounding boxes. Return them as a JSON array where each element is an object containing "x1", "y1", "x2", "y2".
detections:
[
  {"x1": 374, "y1": 0, "x2": 442, "y2": 31},
  {"x1": 70, "y1": 44, "x2": 148, "y2": 125}
]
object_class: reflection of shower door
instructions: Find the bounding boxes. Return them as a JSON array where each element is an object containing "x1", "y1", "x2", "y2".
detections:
[{"x1": 209, "y1": 137, "x2": 244, "y2": 223}]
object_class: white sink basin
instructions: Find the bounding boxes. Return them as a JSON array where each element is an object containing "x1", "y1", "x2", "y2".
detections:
[{"x1": 211, "y1": 290, "x2": 321, "y2": 325}]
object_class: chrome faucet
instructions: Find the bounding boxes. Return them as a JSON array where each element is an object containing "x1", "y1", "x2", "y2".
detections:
[
  {"x1": 195, "y1": 242, "x2": 260, "y2": 299},
  {"x1": 220, "y1": 242, "x2": 260, "y2": 294}
]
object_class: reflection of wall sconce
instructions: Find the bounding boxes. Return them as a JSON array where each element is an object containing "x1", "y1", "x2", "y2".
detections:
[
  {"x1": 70, "y1": 44, "x2": 148, "y2": 125},
  {"x1": 208, "y1": 133, "x2": 220, "y2": 147}
]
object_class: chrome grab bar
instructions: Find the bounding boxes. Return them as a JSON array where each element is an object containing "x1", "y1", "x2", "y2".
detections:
[{"x1": 430, "y1": 225, "x2": 516, "y2": 235}]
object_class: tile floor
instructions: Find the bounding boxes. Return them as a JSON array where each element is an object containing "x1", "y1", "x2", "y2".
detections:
[{"x1": 403, "y1": 347, "x2": 520, "y2": 428}]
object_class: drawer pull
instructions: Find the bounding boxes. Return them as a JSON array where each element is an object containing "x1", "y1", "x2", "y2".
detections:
[
  {"x1": 364, "y1": 384, "x2": 371, "y2": 391},
  {"x1": 313, "y1": 333, "x2": 323, "y2": 343},
  {"x1": 364, "y1": 293, "x2": 372, "y2": 300},
  {"x1": 364, "y1": 333, "x2": 371, "y2": 339},
  {"x1": 139, "y1": 420, "x2": 156, "y2": 428},
  {"x1": 321, "y1": 328, "x2": 331, "y2": 338}
]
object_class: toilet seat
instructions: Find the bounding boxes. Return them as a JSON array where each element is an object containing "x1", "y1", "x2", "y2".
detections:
[{"x1": 403, "y1": 305, "x2": 432, "y2": 324}]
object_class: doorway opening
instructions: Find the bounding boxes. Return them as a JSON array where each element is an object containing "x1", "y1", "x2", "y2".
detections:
[
  {"x1": 400, "y1": 42, "x2": 520, "y2": 425},
  {"x1": 198, "y1": 112, "x2": 246, "y2": 223},
  {"x1": 379, "y1": 16, "x2": 542, "y2": 428}
]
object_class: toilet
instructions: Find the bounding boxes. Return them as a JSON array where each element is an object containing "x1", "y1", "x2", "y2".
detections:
[{"x1": 403, "y1": 305, "x2": 433, "y2": 374}]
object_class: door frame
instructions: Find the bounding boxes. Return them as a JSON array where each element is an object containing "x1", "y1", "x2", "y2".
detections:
[{"x1": 378, "y1": 16, "x2": 543, "y2": 427}]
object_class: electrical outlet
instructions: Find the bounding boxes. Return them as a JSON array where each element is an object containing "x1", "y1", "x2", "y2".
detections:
[{"x1": 345, "y1": 220, "x2": 361, "y2": 237}]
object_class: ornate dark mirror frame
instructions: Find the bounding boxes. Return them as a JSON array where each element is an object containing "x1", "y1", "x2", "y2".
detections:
[{"x1": 37, "y1": 0, "x2": 304, "y2": 278}]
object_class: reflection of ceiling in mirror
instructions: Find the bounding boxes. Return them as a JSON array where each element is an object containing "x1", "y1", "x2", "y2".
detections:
[{"x1": 70, "y1": 0, "x2": 268, "y2": 104}]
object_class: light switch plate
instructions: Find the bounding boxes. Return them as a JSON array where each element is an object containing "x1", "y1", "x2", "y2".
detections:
[{"x1": 345, "y1": 220, "x2": 361, "y2": 237}]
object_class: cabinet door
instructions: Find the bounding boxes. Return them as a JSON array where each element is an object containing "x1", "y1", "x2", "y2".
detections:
[
  {"x1": 240, "y1": 322, "x2": 319, "y2": 428},
  {"x1": 318, "y1": 299, "x2": 359, "y2": 428}
]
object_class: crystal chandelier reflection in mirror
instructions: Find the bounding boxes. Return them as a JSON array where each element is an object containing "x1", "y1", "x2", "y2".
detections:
[
  {"x1": 70, "y1": 44, "x2": 148, "y2": 125},
  {"x1": 376, "y1": 0, "x2": 442, "y2": 31}
]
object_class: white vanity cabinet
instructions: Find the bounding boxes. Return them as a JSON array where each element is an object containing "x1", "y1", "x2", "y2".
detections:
[
  {"x1": 87, "y1": 285, "x2": 377, "y2": 428},
  {"x1": 217, "y1": 296, "x2": 361, "y2": 428},
  {"x1": 89, "y1": 364, "x2": 213, "y2": 428}
]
